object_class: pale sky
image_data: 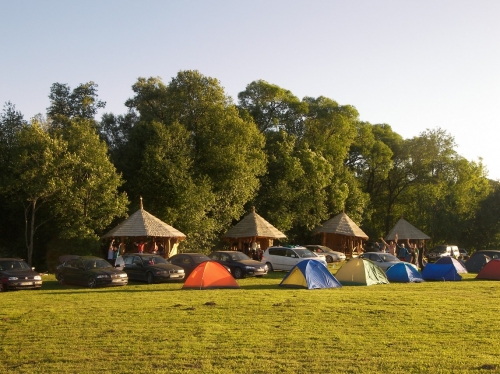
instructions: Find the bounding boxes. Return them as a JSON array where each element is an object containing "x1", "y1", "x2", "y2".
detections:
[{"x1": 2, "y1": 0, "x2": 499, "y2": 179}]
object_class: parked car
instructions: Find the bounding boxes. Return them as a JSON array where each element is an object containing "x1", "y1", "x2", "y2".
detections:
[
  {"x1": 208, "y1": 251, "x2": 268, "y2": 279},
  {"x1": 262, "y1": 246, "x2": 328, "y2": 271},
  {"x1": 358, "y1": 252, "x2": 415, "y2": 272},
  {"x1": 0, "y1": 258, "x2": 43, "y2": 292},
  {"x1": 304, "y1": 245, "x2": 346, "y2": 263},
  {"x1": 119, "y1": 254, "x2": 185, "y2": 283},
  {"x1": 56, "y1": 256, "x2": 128, "y2": 288},
  {"x1": 426, "y1": 245, "x2": 460, "y2": 262},
  {"x1": 458, "y1": 248, "x2": 469, "y2": 260},
  {"x1": 169, "y1": 253, "x2": 231, "y2": 277}
]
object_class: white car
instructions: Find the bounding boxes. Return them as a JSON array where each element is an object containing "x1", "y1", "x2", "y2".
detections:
[
  {"x1": 304, "y1": 245, "x2": 346, "y2": 263},
  {"x1": 262, "y1": 246, "x2": 328, "y2": 271}
]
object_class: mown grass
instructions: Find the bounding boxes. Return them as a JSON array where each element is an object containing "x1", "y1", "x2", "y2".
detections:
[{"x1": 1, "y1": 267, "x2": 499, "y2": 373}]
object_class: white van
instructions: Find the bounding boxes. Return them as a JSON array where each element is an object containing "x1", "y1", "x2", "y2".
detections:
[
  {"x1": 262, "y1": 246, "x2": 328, "y2": 271},
  {"x1": 427, "y1": 245, "x2": 460, "y2": 262}
]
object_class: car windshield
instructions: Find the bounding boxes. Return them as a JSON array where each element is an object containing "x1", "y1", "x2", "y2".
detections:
[
  {"x1": 0, "y1": 260, "x2": 31, "y2": 270},
  {"x1": 145, "y1": 256, "x2": 168, "y2": 265},
  {"x1": 294, "y1": 249, "x2": 316, "y2": 258},
  {"x1": 84, "y1": 259, "x2": 112, "y2": 269},
  {"x1": 431, "y1": 247, "x2": 447, "y2": 253},
  {"x1": 192, "y1": 255, "x2": 210, "y2": 263},
  {"x1": 229, "y1": 252, "x2": 250, "y2": 261}
]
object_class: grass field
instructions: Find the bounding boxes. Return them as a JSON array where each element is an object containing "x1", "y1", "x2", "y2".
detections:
[{"x1": 1, "y1": 266, "x2": 499, "y2": 374}]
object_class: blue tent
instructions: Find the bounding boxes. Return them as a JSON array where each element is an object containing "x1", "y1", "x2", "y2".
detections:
[
  {"x1": 422, "y1": 263, "x2": 462, "y2": 281},
  {"x1": 280, "y1": 260, "x2": 342, "y2": 289},
  {"x1": 386, "y1": 263, "x2": 424, "y2": 283},
  {"x1": 434, "y1": 257, "x2": 467, "y2": 273}
]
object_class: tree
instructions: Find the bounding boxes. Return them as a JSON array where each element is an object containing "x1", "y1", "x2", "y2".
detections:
[
  {"x1": 123, "y1": 71, "x2": 267, "y2": 250},
  {"x1": 51, "y1": 119, "x2": 129, "y2": 239},
  {"x1": 4, "y1": 121, "x2": 72, "y2": 265},
  {"x1": 238, "y1": 80, "x2": 308, "y2": 135},
  {"x1": 47, "y1": 81, "x2": 106, "y2": 128}
]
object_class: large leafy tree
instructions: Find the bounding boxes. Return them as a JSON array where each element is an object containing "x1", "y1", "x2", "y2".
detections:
[
  {"x1": 123, "y1": 71, "x2": 267, "y2": 250},
  {"x1": 3, "y1": 121, "x2": 72, "y2": 265},
  {"x1": 238, "y1": 80, "x2": 308, "y2": 135}
]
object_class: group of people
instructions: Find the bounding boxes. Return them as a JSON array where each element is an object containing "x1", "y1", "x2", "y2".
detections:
[
  {"x1": 107, "y1": 239, "x2": 166, "y2": 266},
  {"x1": 377, "y1": 234, "x2": 425, "y2": 269}
]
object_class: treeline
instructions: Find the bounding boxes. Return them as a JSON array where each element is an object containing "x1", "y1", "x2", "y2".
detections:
[{"x1": 1, "y1": 70, "x2": 499, "y2": 268}]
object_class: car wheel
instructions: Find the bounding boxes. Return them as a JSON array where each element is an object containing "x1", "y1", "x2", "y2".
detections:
[
  {"x1": 87, "y1": 277, "x2": 97, "y2": 289},
  {"x1": 56, "y1": 273, "x2": 64, "y2": 285},
  {"x1": 266, "y1": 262, "x2": 273, "y2": 272},
  {"x1": 326, "y1": 255, "x2": 333, "y2": 263},
  {"x1": 0, "y1": 282, "x2": 6, "y2": 292},
  {"x1": 233, "y1": 268, "x2": 244, "y2": 279},
  {"x1": 146, "y1": 272, "x2": 154, "y2": 284}
]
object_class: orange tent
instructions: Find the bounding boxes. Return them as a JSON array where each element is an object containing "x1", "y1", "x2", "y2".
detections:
[{"x1": 182, "y1": 261, "x2": 240, "y2": 289}]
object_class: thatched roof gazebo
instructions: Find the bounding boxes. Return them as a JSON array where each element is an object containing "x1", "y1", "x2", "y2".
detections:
[
  {"x1": 222, "y1": 207, "x2": 286, "y2": 253},
  {"x1": 385, "y1": 217, "x2": 430, "y2": 241},
  {"x1": 313, "y1": 212, "x2": 369, "y2": 258},
  {"x1": 101, "y1": 198, "x2": 186, "y2": 257}
]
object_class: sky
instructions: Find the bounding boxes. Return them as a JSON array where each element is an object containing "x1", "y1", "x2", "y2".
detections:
[{"x1": 2, "y1": 0, "x2": 499, "y2": 179}]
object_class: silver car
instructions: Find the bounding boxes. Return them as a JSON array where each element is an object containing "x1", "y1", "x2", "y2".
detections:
[
  {"x1": 359, "y1": 252, "x2": 417, "y2": 272},
  {"x1": 305, "y1": 245, "x2": 346, "y2": 263}
]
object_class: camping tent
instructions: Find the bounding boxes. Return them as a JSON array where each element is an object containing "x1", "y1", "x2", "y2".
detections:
[
  {"x1": 386, "y1": 262, "x2": 424, "y2": 283},
  {"x1": 434, "y1": 257, "x2": 467, "y2": 274},
  {"x1": 421, "y1": 263, "x2": 461, "y2": 281},
  {"x1": 313, "y1": 212, "x2": 369, "y2": 258},
  {"x1": 465, "y1": 254, "x2": 491, "y2": 273},
  {"x1": 222, "y1": 207, "x2": 286, "y2": 252},
  {"x1": 476, "y1": 259, "x2": 500, "y2": 280},
  {"x1": 182, "y1": 261, "x2": 240, "y2": 289},
  {"x1": 279, "y1": 259, "x2": 342, "y2": 289},
  {"x1": 334, "y1": 258, "x2": 389, "y2": 286}
]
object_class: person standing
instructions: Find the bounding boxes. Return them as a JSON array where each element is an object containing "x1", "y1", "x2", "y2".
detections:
[
  {"x1": 108, "y1": 240, "x2": 116, "y2": 265},
  {"x1": 380, "y1": 237, "x2": 396, "y2": 256}
]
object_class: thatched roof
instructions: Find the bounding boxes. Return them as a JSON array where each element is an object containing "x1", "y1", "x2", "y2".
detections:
[
  {"x1": 314, "y1": 212, "x2": 369, "y2": 240},
  {"x1": 222, "y1": 207, "x2": 286, "y2": 239},
  {"x1": 101, "y1": 200, "x2": 186, "y2": 239},
  {"x1": 385, "y1": 217, "x2": 430, "y2": 240}
]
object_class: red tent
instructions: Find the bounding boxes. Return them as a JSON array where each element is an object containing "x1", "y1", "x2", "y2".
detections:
[
  {"x1": 182, "y1": 261, "x2": 240, "y2": 289},
  {"x1": 476, "y1": 259, "x2": 500, "y2": 280}
]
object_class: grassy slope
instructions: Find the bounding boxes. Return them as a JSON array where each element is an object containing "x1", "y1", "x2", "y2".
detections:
[{"x1": 1, "y1": 270, "x2": 499, "y2": 373}]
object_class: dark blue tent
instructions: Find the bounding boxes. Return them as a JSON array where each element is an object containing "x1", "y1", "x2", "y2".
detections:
[
  {"x1": 434, "y1": 257, "x2": 467, "y2": 273},
  {"x1": 386, "y1": 263, "x2": 424, "y2": 283},
  {"x1": 280, "y1": 259, "x2": 342, "y2": 289},
  {"x1": 422, "y1": 263, "x2": 462, "y2": 281}
]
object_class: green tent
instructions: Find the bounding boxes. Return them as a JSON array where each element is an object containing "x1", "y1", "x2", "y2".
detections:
[{"x1": 334, "y1": 258, "x2": 389, "y2": 286}]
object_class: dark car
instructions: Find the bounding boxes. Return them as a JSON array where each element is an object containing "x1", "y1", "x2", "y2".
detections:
[
  {"x1": 169, "y1": 253, "x2": 231, "y2": 277},
  {"x1": 208, "y1": 251, "x2": 268, "y2": 279},
  {"x1": 119, "y1": 254, "x2": 185, "y2": 283},
  {"x1": 0, "y1": 258, "x2": 43, "y2": 292},
  {"x1": 56, "y1": 256, "x2": 128, "y2": 288}
]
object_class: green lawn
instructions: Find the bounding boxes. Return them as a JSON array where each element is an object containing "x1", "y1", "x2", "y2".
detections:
[{"x1": 1, "y1": 268, "x2": 499, "y2": 373}]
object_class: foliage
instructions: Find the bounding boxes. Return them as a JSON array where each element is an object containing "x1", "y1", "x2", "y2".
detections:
[{"x1": 122, "y1": 71, "x2": 267, "y2": 250}]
